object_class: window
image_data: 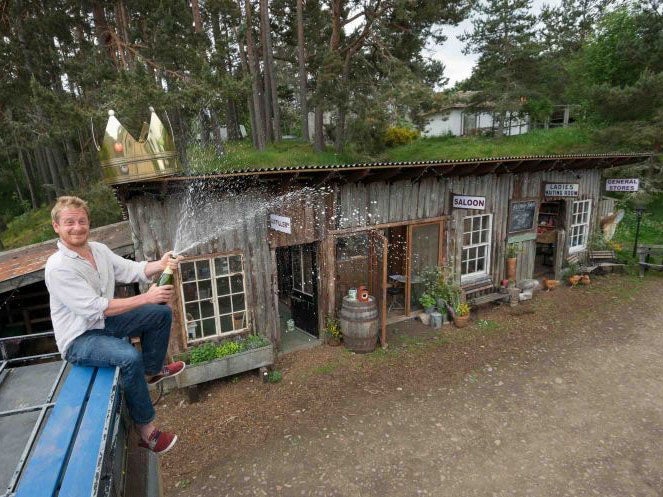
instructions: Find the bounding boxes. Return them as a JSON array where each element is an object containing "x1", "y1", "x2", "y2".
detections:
[
  {"x1": 569, "y1": 199, "x2": 592, "y2": 252},
  {"x1": 292, "y1": 245, "x2": 314, "y2": 296},
  {"x1": 180, "y1": 254, "x2": 247, "y2": 342},
  {"x1": 461, "y1": 214, "x2": 492, "y2": 280}
]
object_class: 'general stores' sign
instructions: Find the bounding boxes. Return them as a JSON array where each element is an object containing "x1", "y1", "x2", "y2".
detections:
[
  {"x1": 606, "y1": 178, "x2": 639, "y2": 192},
  {"x1": 269, "y1": 214, "x2": 291, "y2": 234},
  {"x1": 544, "y1": 183, "x2": 579, "y2": 197},
  {"x1": 452, "y1": 195, "x2": 486, "y2": 210}
]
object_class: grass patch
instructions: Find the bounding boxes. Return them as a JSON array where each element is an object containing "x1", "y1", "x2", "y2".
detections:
[
  {"x1": 314, "y1": 362, "x2": 341, "y2": 375},
  {"x1": 381, "y1": 127, "x2": 596, "y2": 162},
  {"x1": 184, "y1": 127, "x2": 601, "y2": 173},
  {"x1": 187, "y1": 140, "x2": 364, "y2": 173}
]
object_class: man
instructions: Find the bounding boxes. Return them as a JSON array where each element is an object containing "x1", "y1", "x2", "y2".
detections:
[{"x1": 45, "y1": 196, "x2": 185, "y2": 455}]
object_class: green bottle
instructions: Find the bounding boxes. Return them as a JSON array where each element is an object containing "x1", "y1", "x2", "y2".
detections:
[{"x1": 157, "y1": 265, "x2": 174, "y2": 286}]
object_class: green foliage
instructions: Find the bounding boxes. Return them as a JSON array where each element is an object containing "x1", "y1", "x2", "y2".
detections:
[
  {"x1": 384, "y1": 126, "x2": 420, "y2": 148},
  {"x1": 506, "y1": 242, "x2": 522, "y2": 258},
  {"x1": 383, "y1": 127, "x2": 595, "y2": 162},
  {"x1": 215, "y1": 341, "x2": 242, "y2": 358},
  {"x1": 454, "y1": 302, "x2": 471, "y2": 317},
  {"x1": 418, "y1": 293, "x2": 436, "y2": 309},
  {"x1": 189, "y1": 342, "x2": 218, "y2": 365},
  {"x1": 267, "y1": 370, "x2": 283, "y2": 383},
  {"x1": 0, "y1": 181, "x2": 122, "y2": 250},
  {"x1": 325, "y1": 316, "x2": 342, "y2": 340},
  {"x1": 187, "y1": 334, "x2": 270, "y2": 365}
]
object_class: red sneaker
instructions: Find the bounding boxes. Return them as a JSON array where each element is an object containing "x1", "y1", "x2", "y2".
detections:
[
  {"x1": 147, "y1": 361, "x2": 186, "y2": 386},
  {"x1": 139, "y1": 429, "x2": 178, "y2": 454}
]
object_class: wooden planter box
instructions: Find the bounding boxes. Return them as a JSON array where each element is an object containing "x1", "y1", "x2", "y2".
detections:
[{"x1": 161, "y1": 344, "x2": 274, "y2": 392}]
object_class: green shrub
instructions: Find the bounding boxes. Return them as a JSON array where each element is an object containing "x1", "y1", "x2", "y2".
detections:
[
  {"x1": 384, "y1": 126, "x2": 419, "y2": 147},
  {"x1": 267, "y1": 370, "x2": 282, "y2": 383},
  {"x1": 189, "y1": 342, "x2": 218, "y2": 365},
  {"x1": 216, "y1": 340, "x2": 242, "y2": 358},
  {"x1": 187, "y1": 334, "x2": 270, "y2": 365},
  {"x1": 244, "y1": 334, "x2": 270, "y2": 349}
]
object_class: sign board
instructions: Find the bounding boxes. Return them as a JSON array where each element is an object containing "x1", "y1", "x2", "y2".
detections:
[
  {"x1": 452, "y1": 195, "x2": 486, "y2": 210},
  {"x1": 544, "y1": 183, "x2": 579, "y2": 197},
  {"x1": 606, "y1": 178, "x2": 639, "y2": 192},
  {"x1": 508, "y1": 199, "x2": 538, "y2": 234},
  {"x1": 269, "y1": 214, "x2": 291, "y2": 234}
]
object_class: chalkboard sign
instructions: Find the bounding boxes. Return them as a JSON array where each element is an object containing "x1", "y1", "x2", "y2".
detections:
[{"x1": 508, "y1": 200, "x2": 537, "y2": 234}]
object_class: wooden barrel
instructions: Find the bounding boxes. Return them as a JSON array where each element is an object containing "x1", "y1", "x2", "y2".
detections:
[{"x1": 340, "y1": 296, "x2": 378, "y2": 353}]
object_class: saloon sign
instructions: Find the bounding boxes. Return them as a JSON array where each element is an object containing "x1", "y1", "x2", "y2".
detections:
[
  {"x1": 269, "y1": 214, "x2": 291, "y2": 234},
  {"x1": 544, "y1": 183, "x2": 579, "y2": 197},
  {"x1": 452, "y1": 195, "x2": 486, "y2": 210},
  {"x1": 606, "y1": 178, "x2": 639, "y2": 192}
]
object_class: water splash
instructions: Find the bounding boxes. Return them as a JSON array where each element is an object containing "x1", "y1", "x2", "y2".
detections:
[{"x1": 171, "y1": 180, "x2": 332, "y2": 256}]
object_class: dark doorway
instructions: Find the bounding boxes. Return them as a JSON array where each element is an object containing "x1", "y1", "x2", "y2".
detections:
[{"x1": 276, "y1": 243, "x2": 319, "y2": 337}]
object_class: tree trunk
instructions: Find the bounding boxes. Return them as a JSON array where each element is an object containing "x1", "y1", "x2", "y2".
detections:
[
  {"x1": 18, "y1": 148, "x2": 38, "y2": 208},
  {"x1": 297, "y1": 0, "x2": 309, "y2": 142},
  {"x1": 226, "y1": 98, "x2": 241, "y2": 140},
  {"x1": 243, "y1": 0, "x2": 266, "y2": 150},
  {"x1": 314, "y1": 106, "x2": 324, "y2": 152},
  {"x1": 91, "y1": 1, "x2": 117, "y2": 65},
  {"x1": 260, "y1": 0, "x2": 281, "y2": 141},
  {"x1": 234, "y1": 23, "x2": 261, "y2": 148},
  {"x1": 191, "y1": 0, "x2": 203, "y2": 33}
]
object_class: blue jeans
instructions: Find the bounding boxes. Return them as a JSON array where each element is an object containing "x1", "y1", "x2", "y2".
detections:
[{"x1": 65, "y1": 304, "x2": 173, "y2": 425}]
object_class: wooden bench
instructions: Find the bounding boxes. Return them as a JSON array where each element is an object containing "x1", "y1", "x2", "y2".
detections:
[
  {"x1": 15, "y1": 365, "x2": 122, "y2": 497},
  {"x1": 638, "y1": 245, "x2": 663, "y2": 277},
  {"x1": 565, "y1": 252, "x2": 598, "y2": 274},
  {"x1": 462, "y1": 277, "x2": 508, "y2": 307},
  {"x1": 588, "y1": 250, "x2": 626, "y2": 272}
]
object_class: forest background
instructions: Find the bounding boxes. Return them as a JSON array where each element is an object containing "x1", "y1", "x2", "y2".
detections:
[{"x1": 0, "y1": 0, "x2": 662, "y2": 250}]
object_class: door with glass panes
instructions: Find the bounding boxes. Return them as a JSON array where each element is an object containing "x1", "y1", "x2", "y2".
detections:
[
  {"x1": 179, "y1": 254, "x2": 248, "y2": 342},
  {"x1": 290, "y1": 243, "x2": 318, "y2": 337}
]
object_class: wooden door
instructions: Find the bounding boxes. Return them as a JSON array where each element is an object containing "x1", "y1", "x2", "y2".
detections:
[{"x1": 368, "y1": 230, "x2": 388, "y2": 348}]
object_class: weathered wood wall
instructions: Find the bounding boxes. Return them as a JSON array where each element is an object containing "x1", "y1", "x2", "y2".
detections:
[
  {"x1": 125, "y1": 188, "x2": 281, "y2": 354},
  {"x1": 122, "y1": 167, "x2": 606, "y2": 350},
  {"x1": 336, "y1": 168, "x2": 604, "y2": 285}
]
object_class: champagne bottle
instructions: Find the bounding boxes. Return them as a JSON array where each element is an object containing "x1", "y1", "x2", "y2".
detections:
[{"x1": 157, "y1": 265, "x2": 174, "y2": 286}]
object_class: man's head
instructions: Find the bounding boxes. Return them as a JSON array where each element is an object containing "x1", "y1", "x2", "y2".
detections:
[{"x1": 51, "y1": 196, "x2": 90, "y2": 249}]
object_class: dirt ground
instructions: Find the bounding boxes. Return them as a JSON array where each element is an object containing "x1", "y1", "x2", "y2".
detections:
[{"x1": 157, "y1": 273, "x2": 663, "y2": 496}]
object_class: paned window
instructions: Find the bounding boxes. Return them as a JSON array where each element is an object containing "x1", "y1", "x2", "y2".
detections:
[
  {"x1": 292, "y1": 245, "x2": 314, "y2": 296},
  {"x1": 180, "y1": 254, "x2": 247, "y2": 342},
  {"x1": 461, "y1": 214, "x2": 492, "y2": 280},
  {"x1": 569, "y1": 200, "x2": 592, "y2": 252}
]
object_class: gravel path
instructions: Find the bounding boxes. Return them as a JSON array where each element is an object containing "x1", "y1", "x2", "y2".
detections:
[{"x1": 164, "y1": 275, "x2": 663, "y2": 497}]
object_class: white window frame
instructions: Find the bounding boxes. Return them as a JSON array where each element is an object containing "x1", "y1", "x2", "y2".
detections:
[
  {"x1": 179, "y1": 253, "x2": 248, "y2": 344},
  {"x1": 291, "y1": 245, "x2": 314, "y2": 297},
  {"x1": 461, "y1": 213, "x2": 493, "y2": 282},
  {"x1": 569, "y1": 199, "x2": 592, "y2": 253}
]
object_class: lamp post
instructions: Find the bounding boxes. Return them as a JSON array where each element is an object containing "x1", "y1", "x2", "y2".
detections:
[{"x1": 632, "y1": 206, "x2": 645, "y2": 257}]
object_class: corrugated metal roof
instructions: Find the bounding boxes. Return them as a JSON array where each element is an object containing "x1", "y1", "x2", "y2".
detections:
[
  {"x1": 0, "y1": 221, "x2": 134, "y2": 294},
  {"x1": 154, "y1": 152, "x2": 653, "y2": 180}
]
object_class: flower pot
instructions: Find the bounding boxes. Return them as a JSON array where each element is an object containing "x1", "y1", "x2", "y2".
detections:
[
  {"x1": 453, "y1": 314, "x2": 470, "y2": 328},
  {"x1": 506, "y1": 257, "x2": 517, "y2": 281},
  {"x1": 327, "y1": 336, "x2": 341, "y2": 346},
  {"x1": 419, "y1": 312, "x2": 431, "y2": 325}
]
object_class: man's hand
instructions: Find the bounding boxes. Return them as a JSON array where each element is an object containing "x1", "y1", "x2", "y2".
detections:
[
  {"x1": 160, "y1": 251, "x2": 183, "y2": 272},
  {"x1": 145, "y1": 283, "x2": 174, "y2": 304}
]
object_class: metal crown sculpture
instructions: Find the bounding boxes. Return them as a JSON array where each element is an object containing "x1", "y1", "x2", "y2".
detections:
[{"x1": 98, "y1": 107, "x2": 180, "y2": 185}]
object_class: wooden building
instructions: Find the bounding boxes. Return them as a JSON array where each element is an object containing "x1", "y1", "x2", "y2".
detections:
[{"x1": 113, "y1": 153, "x2": 649, "y2": 354}]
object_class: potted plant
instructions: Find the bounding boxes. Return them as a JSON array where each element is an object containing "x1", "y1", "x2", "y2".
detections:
[
  {"x1": 453, "y1": 302, "x2": 471, "y2": 328},
  {"x1": 418, "y1": 292, "x2": 436, "y2": 313},
  {"x1": 325, "y1": 315, "x2": 342, "y2": 346},
  {"x1": 505, "y1": 242, "x2": 521, "y2": 281}
]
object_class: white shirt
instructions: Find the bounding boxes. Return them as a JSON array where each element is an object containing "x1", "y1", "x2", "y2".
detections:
[{"x1": 44, "y1": 240, "x2": 150, "y2": 355}]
